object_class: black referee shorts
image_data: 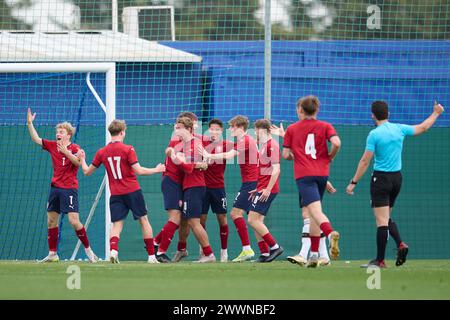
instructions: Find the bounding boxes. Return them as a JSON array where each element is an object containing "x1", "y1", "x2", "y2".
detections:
[{"x1": 370, "y1": 171, "x2": 402, "y2": 208}]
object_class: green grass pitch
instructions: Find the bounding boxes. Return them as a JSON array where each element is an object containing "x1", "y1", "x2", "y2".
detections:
[{"x1": 0, "y1": 260, "x2": 449, "y2": 300}]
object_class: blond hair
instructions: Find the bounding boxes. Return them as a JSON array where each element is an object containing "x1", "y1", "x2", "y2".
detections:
[
  {"x1": 176, "y1": 116, "x2": 194, "y2": 131},
  {"x1": 228, "y1": 115, "x2": 249, "y2": 131},
  {"x1": 108, "y1": 119, "x2": 127, "y2": 136},
  {"x1": 56, "y1": 122, "x2": 76, "y2": 140}
]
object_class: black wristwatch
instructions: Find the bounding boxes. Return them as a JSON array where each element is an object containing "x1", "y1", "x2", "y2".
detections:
[{"x1": 350, "y1": 180, "x2": 358, "y2": 185}]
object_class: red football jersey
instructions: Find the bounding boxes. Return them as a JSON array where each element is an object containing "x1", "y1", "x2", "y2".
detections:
[
  {"x1": 92, "y1": 141, "x2": 141, "y2": 195},
  {"x1": 257, "y1": 139, "x2": 280, "y2": 194},
  {"x1": 234, "y1": 134, "x2": 259, "y2": 183},
  {"x1": 163, "y1": 138, "x2": 185, "y2": 185},
  {"x1": 283, "y1": 119, "x2": 337, "y2": 180},
  {"x1": 203, "y1": 139, "x2": 234, "y2": 189},
  {"x1": 180, "y1": 137, "x2": 206, "y2": 190},
  {"x1": 42, "y1": 139, "x2": 80, "y2": 189}
]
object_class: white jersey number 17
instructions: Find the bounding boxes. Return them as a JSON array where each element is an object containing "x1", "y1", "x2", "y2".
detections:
[{"x1": 107, "y1": 156, "x2": 123, "y2": 179}]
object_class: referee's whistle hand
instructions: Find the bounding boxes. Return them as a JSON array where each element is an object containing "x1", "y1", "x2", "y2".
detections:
[{"x1": 346, "y1": 184, "x2": 355, "y2": 195}]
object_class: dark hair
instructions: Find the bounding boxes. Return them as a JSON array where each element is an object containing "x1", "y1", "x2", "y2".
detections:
[
  {"x1": 208, "y1": 118, "x2": 223, "y2": 128},
  {"x1": 371, "y1": 101, "x2": 389, "y2": 120},
  {"x1": 254, "y1": 119, "x2": 271, "y2": 131},
  {"x1": 297, "y1": 95, "x2": 320, "y2": 116},
  {"x1": 177, "y1": 111, "x2": 198, "y2": 121}
]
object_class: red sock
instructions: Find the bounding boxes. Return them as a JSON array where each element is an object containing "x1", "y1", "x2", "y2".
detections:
[
  {"x1": 144, "y1": 238, "x2": 155, "y2": 255},
  {"x1": 202, "y1": 245, "x2": 213, "y2": 256},
  {"x1": 320, "y1": 222, "x2": 333, "y2": 237},
  {"x1": 158, "y1": 221, "x2": 179, "y2": 253},
  {"x1": 110, "y1": 236, "x2": 119, "y2": 251},
  {"x1": 75, "y1": 227, "x2": 90, "y2": 249},
  {"x1": 220, "y1": 225, "x2": 229, "y2": 250},
  {"x1": 310, "y1": 236, "x2": 320, "y2": 252},
  {"x1": 233, "y1": 217, "x2": 250, "y2": 246},
  {"x1": 48, "y1": 227, "x2": 59, "y2": 252},
  {"x1": 154, "y1": 230, "x2": 163, "y2": 245},
  {"x1": 262, "y1": 232, "x2": 277, "y2": 248},
  {"x1": 177, "y1": 241, "x2": 187, "y2": 251},
  {"x1": 258, "y1": 240, "x2": 269, "y2": 255}
]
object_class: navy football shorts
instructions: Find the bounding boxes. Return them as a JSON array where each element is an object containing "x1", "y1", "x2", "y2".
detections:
[
  {"x1": 202, "y1": 187, "x2": 227, "y2": 214},
  {"x1": 182, "y1": 186, "x2": 206, "y2": 219},
  {"x1": 249, "y1": 192, "x2": 277, "y2": 216},
  {"x1": 233, "y1": 181, "x2": 258, "y2": 211},
  {"x1": 296, "y1": 176, "x2": 328, "y2": 207},
  {"x1": 47, "y1": 186, "x2": 78, "y2": 214},
  {"x1": 161, "y1": 176, "x2": 183, "y2": 211},
  {"x1": 109, "y1": 189, "x2": 147, "y2": 222}
]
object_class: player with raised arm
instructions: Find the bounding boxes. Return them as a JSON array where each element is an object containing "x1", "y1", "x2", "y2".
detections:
[
  {"x1": 248, "y1": 119, "x2": 284, "y2": 262},
  {"x1": 173, "y1": 119, "x2": 233, "y2": 263},
  {"x1": 27, "y1": 108, "x2": 98, "y2": 263},
  {"x1": 79, "y1": 120, "x2": 165, "y2": 264},
  {"x1": 271, "y1": 123, "x2": 335, "y2": 266},
  {"x1": 167, "y1": 117, "x2": 216, "y2": 263},
  {"x1": 346, "y1": 101, "x2": 445, "y2": 268},
  {"x1": 204, "y1": 115, "x2": 258, "y2": 262},
  {"x1": 282, "y1": 96, "x2": 341, "y2": 268}
]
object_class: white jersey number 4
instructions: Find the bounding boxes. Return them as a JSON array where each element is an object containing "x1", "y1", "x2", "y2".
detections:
[
  {"x1": 107, "y1": 156, "x2": 123, "y2": 179},
  {"x1": 305, "y1": 134, "x2": 317, "y2": 160}
]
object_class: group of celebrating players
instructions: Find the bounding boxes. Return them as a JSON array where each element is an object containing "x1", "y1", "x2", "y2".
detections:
[{"x1": 27, "y1": 94, "x2": 359, "y2": 268}]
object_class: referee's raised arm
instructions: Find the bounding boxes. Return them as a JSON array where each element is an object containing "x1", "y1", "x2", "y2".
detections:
[{"x1": 413, "y1": 101, "x2": 445, "y2": 136}]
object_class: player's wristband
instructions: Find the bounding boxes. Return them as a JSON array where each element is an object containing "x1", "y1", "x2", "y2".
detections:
[{"x1": 350, "y1": 180, "x2": 358, "y2": 185}]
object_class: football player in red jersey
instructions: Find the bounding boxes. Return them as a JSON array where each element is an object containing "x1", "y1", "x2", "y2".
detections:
[
  {"x1": 173, "y1": 118, "x2": 233, "y2": 263},
  {"x1": 79, "y1": 120, "x2": 165, "y2": 264},
  {"x1": 271, "y1": 123, "x2": 336, "y2": 266},
  {"x1": 247, "y1": 119, "x2": 284, "y2": 263},
  {"x1": 204, "y1": 115, "x2": 258, "y2": 262},
  {"x1": 282, "y1": 96, "x2": 341, "y2": 267},
  {"x1": 167, "y1": 117, "x2": 215, "y2": 263},
  {"x1": 154, "y1": 111, "x2": 203, "y2": 263},
  {"x1": 27, "y1": 108, "x2": 98, "y2": 263}
]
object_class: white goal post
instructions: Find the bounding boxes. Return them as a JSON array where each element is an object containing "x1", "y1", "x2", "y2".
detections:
[{"x1": 0, "y1": 62, "x2": 116, "y2": 260}]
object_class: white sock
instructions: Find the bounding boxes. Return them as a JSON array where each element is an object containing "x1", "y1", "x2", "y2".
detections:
[
  {"x1": 221, "y1": 249, "x2": 228, "y2": 254},
  {"x1": 262, "y1": 253, "x2": 270, "y2": 257},
  {"x1": 149, "y1": 254, "x2": 156, "y2": 259},
  {"x1": 319, "y1": 235, "x2": 330, "y2": 260},
  {"x1": 310, "y1": 251, "x2": 318, "y2": 257},
  {"x1": 299, "y1": 219, "x2": 310, "y2": 259},
  {"x1": 243, "y1": 245, "x2": 251, "y2": 251},
  {"x1": 299, "y1": 238, "x2": 310, "y2": 259},
  {"x1": 270, "y1": 244, "x2": 279, "y2": 250}
]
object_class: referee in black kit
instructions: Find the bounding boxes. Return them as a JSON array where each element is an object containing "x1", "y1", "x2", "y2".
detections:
[{"x1": 346, "y1": 100, "x2": 445, "y2": 268}]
